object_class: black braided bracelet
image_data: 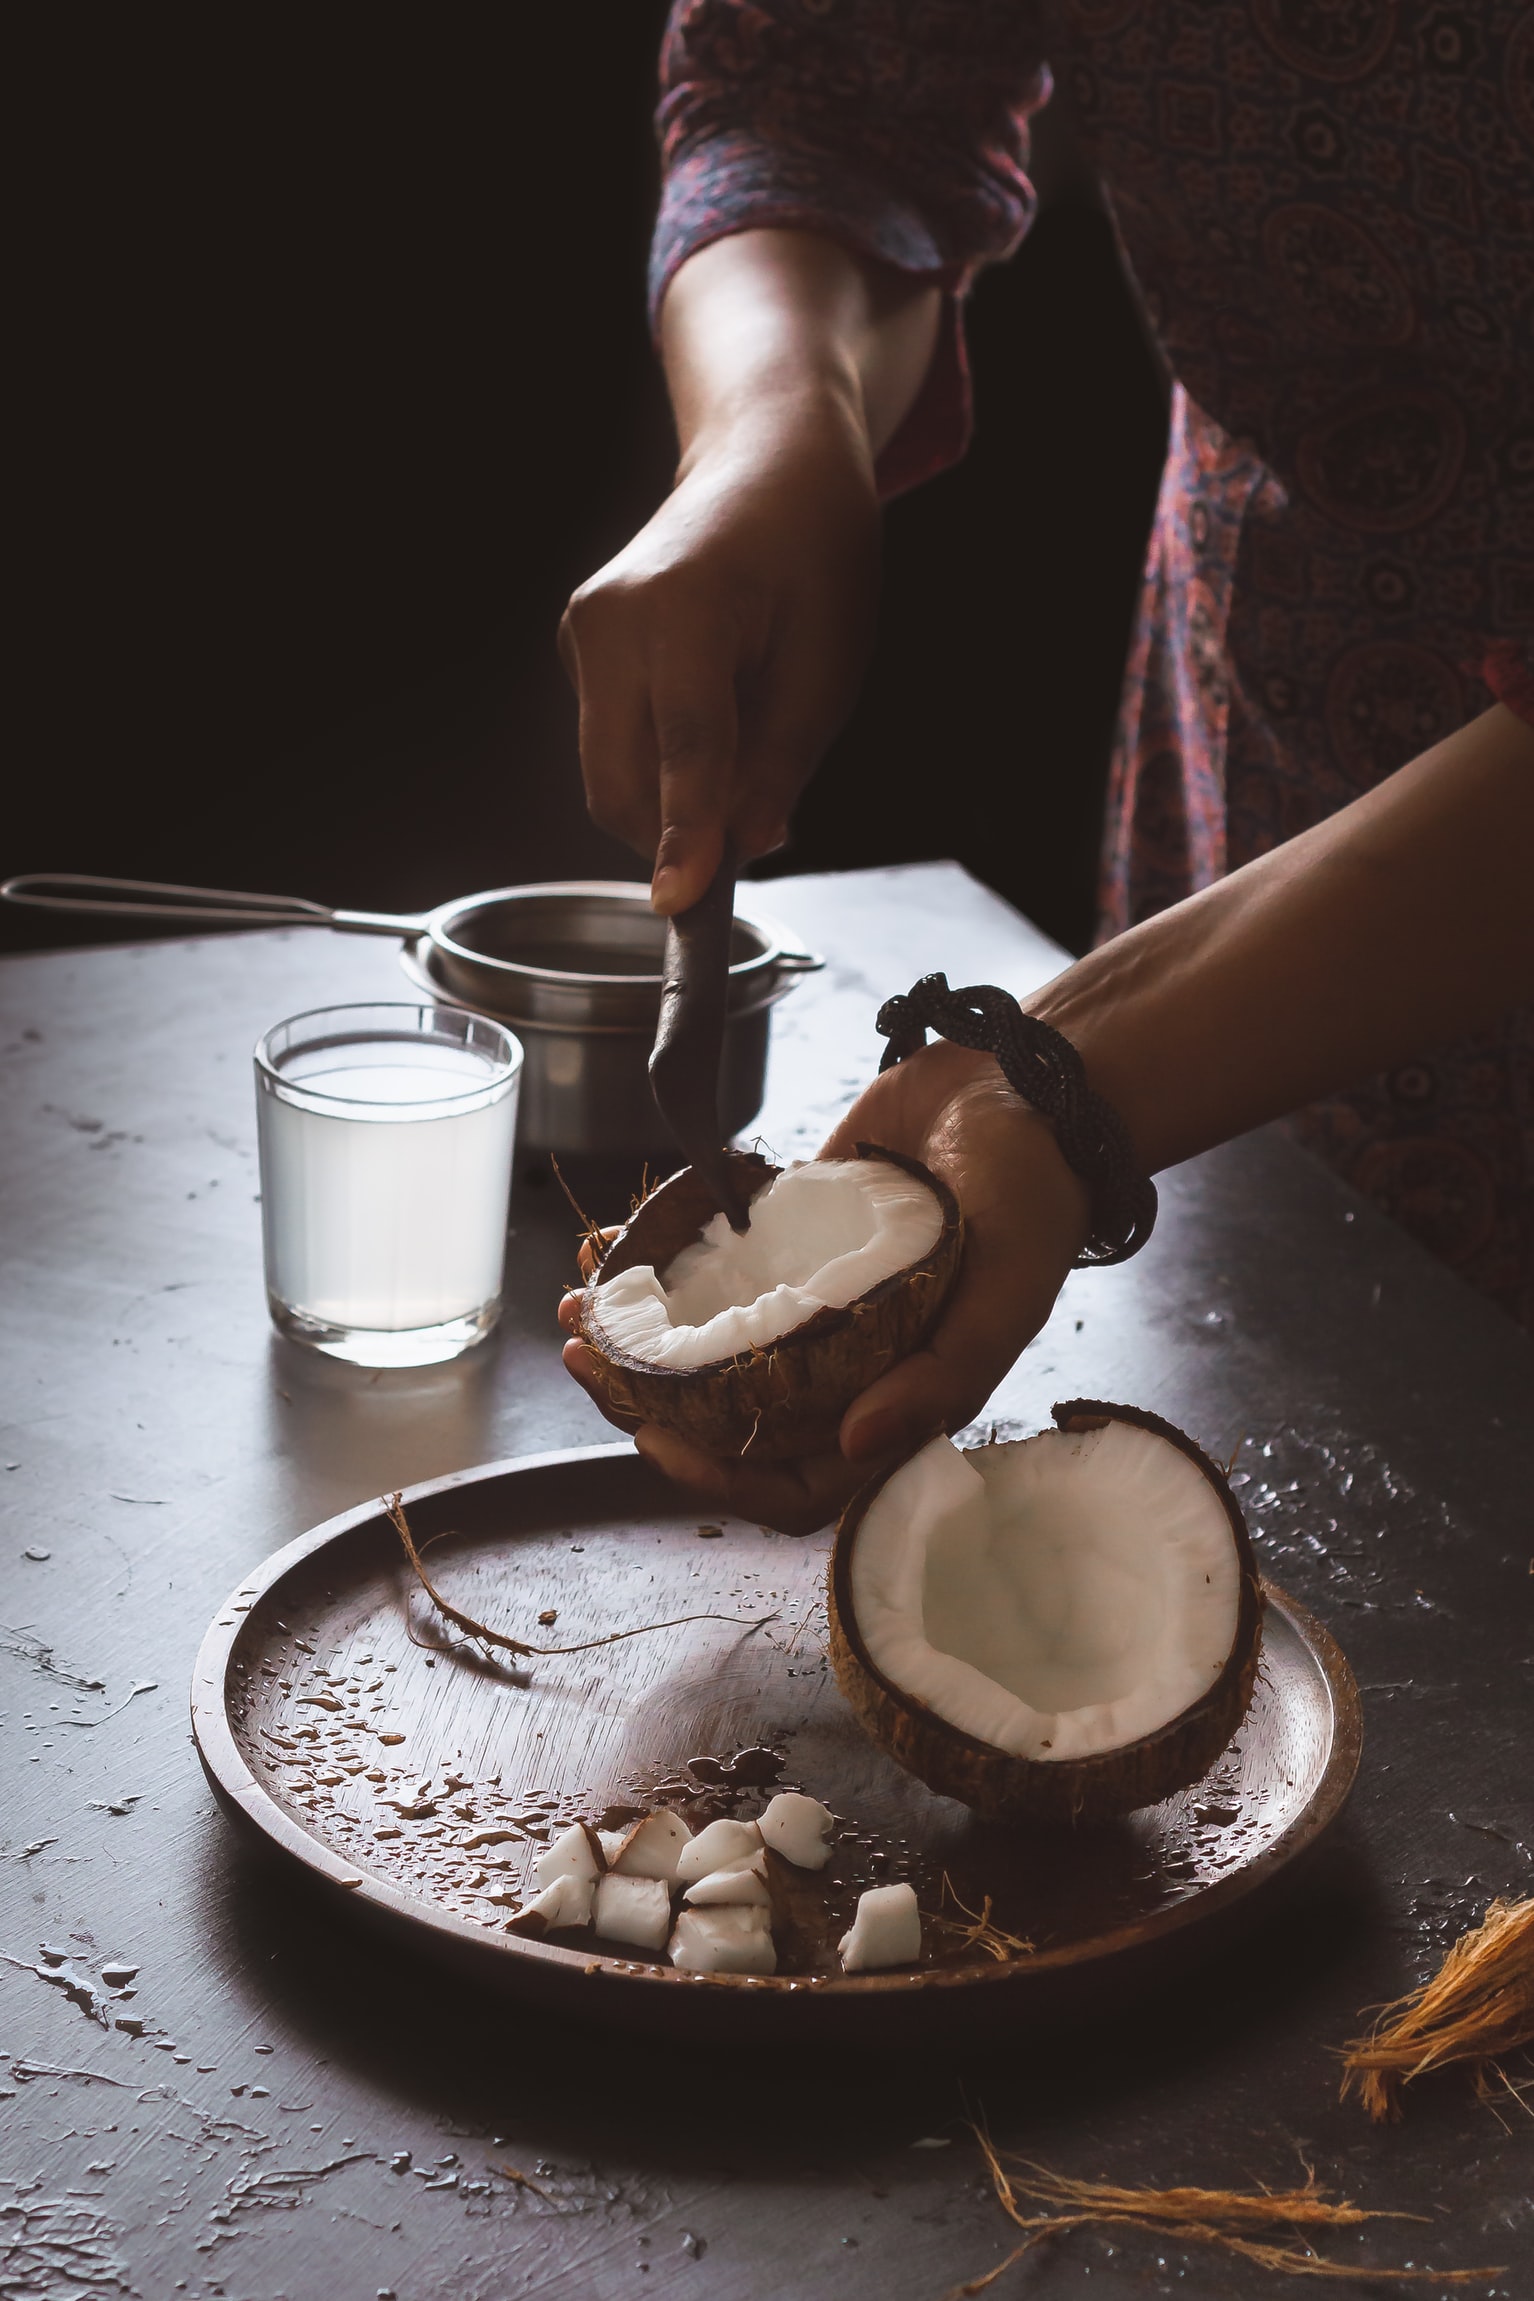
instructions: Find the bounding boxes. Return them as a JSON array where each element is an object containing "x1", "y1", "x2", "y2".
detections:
[{"x1": 875, "y1": 973, "x2": 1157, "y2": 1267}]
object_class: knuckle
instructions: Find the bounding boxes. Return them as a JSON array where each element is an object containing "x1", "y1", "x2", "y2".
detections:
[
  {"x1": 564, "y1": 568, "x2": 619, "y2": 619},
  {"x1": 562, "y1": 578, "x2": 635, "y2": 652},
  {"x1": 559, "y1": 590, "x2": 597, "y2": 647}
]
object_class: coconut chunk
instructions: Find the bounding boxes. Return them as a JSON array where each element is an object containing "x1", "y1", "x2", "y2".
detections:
[
  {"x1": 674, "y1": 1818, "x2": 763, "y2": 1886},
  {"x1": 505, "y1": 1872, "x2": 595, "y2": 1935},
  {"x1": 669, "y1": 1905, "x2": 778, "y2": 1976},
  {"x1": 591, "y1": 1158, "x2": 944, "y2": 1370},
  {"x1": 608, "y1": 1810, "x2": 693, "y2": 1883},
  {"x1": 591, "y1": 1873, "x2": 672, "y2": 1952},
  {"x1": 757, "y1": 1791, "x2": 834, "y2": 1871},
  {"x1": 681, "y1": 1852, "x2": 771, "y2": 1907},
  {"x1": 533, "y1": 1821, "x2": 604, "y2": 1893},
  {"x1": 838, "y1": 1883, "x2": 922, "y2": 1973},
  {"x1": 850, "y1": 1428, "x2": 1243, "y2": 1764}
]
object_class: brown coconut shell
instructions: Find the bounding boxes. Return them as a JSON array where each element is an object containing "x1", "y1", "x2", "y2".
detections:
[
  {"x1": 827, "y1": 1400, "x2": 1265, "y2": 1825},
  {"x1": 575, "y1": 1143, "x2": 963, "y2": 1463}
]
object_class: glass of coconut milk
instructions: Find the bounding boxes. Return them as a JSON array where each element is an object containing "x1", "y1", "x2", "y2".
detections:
[{"x1": 255, "y1": 1002, "x2": 522, "y2": 1366}]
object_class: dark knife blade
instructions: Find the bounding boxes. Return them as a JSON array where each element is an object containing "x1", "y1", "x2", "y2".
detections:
[{"x1": 648, "y1": 842, "x2": 751, "y2": 1231}]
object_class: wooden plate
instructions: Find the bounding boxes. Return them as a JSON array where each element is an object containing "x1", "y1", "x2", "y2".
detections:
[{"x1": 192, "y1": 1444, "x2": 1362, "y2": 2044}]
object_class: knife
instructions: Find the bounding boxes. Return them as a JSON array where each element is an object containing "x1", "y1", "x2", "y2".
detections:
[{"x1": 648, "y1": 841, "x2": 751, "y2": 1231}]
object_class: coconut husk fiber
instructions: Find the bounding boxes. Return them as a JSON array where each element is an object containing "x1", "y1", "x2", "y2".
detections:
[
  {"x1": 383, "y1": 1494, "x2": 772, "y2": 1661},
  {"x1": 1341, "y1": 1894, "x2": 1534, "y2": 2123},
  {"x1": 950, "y1": 2126, "x2": 1502, "y2": 2293}
]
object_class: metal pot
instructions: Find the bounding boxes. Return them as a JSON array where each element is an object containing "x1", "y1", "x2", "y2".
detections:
[
  {"x1": 394, "y1": 879, "x2": 820, "y2": 1154},
  {"x1": 1, "y1": 871, "x2": 823, "y2": 1155}
]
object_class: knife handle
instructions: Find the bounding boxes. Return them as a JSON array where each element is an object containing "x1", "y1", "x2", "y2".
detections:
[{"x1": 649, "y1": 844, "x2": 751, "y2": 1231}]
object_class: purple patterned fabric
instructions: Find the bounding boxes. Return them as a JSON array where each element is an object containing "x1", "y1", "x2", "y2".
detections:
[
  {"x1": 652, "y1": 1, "x2": 1051, "y2": 493},
  {"x1": 652, "y1": 0, "x2": 1534, "y2": 1321}
]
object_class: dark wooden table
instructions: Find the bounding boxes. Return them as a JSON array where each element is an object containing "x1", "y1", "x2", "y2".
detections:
[{"x1": 1, "y1": 863, "x2": 1529, "y2": 2301}]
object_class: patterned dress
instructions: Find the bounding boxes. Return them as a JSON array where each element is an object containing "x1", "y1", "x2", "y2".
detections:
[{"x1": 650, "y1": 1, "x2": 1534, "y2": 1322}]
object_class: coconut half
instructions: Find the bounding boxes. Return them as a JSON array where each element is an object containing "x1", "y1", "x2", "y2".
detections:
[
  {"x1": 575, "y1": 1145, "x2": 962, "y2": 1461},
  {"x1": 828, "y1": 1402, "x2": 1264, "y2": 1823}
]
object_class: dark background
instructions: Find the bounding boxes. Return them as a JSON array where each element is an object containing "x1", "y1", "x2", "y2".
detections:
[{"x1": 11, "y1": 5, "x2": 1166, "y2": 960}]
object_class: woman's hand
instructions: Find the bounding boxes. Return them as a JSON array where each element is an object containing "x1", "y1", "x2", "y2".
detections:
[
  {"x1": 559, "y1": 399, "x2": 880, "y2": 915},
  {"x1": 559, "y1": 228, "x2": 941, "y2": 915},
  {"x1": 559, "y1": 1043, "x2": 1091, "y2": 1534}
]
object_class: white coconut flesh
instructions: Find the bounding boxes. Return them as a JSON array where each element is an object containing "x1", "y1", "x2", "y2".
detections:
[
  {"x1": 592, "y1": 1872, "x2": 672, "y2": 1951},
  {"x1": 839, "y1": 1882, "x2": 921, "y2": 1973},
  {"x1": 670, "y1": 1905, "x2": 777, "y2": 1975},
  {"x1": 508, "y1": 1789, "x2": 902, "y2": 1971},
  {"x1": 534, "y1": 1822, "x2": 602, "y2": 1892},
  {"x1": 682, "y1": 1856, "x2": 771, "y2": 1908},
  {"x1": 674, "y1": 1817, "x2": 763, "y2": 1886},
  {"x1": 756, "y1": 1791, "x2": 834, "y2": 1871},
  {"x1": 591, "y1": 1158, "x2": 944, "y2": 1370},
  {"x1": 510, "y1": 1872, "x2": 595, "y2": 1931},
  {"x1": 852, "y1": 1428, "x2": 1242, "y2": 1763},
  {"x1": 609, "y1": 1810, "x2": 693, "y2": 1882}
]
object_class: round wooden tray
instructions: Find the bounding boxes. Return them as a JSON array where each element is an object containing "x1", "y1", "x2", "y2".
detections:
[{"x1": 191, "y1": 1443, "x2": 1362, "y2": 2044}]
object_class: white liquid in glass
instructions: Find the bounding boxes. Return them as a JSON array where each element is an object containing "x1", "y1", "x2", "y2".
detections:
[{"x1": 258, "y1": 1040, "x2": 517, "y2": 1332}]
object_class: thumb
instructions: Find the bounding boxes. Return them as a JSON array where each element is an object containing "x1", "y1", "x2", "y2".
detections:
[
  {"x1": 838, "y1": 1236, "x2": 1066, "y2": 1467},
  {"x1": 839, "y1": 1344, "x2": 964, "y2": 1466}
]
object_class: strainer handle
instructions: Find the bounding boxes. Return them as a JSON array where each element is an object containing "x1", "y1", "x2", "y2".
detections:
[{"x1": 0, "y1": 872, "x2": 416, "y2": 935}]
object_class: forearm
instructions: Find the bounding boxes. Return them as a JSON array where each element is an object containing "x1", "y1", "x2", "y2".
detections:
[
  {"x1": 660, "y1": 227, "x2": 942, "y2": 472},
  {"x1": 1031, "y1": 704, "x2": 1534, "y2": 1173}
]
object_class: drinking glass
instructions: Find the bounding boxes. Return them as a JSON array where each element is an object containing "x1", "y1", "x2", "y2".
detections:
[{"x1": 254, "y1": 1002, "x2": 522, "y2": 1366}]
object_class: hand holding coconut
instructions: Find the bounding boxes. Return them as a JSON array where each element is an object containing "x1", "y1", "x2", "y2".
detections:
[
  {"x1": 565, "y1": 693, "x2": 1534, "y2": 1531},
  {"x1": 561, "y1": 1039, "x2": 1091, "y2": 1534}
]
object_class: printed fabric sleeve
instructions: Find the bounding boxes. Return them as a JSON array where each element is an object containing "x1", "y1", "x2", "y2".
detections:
[
  {"x1": 1482, "y1": 638, "x2": 1534, "y2": 731},
  {"x1": 650, "y1": 0, "x2": 1051, "y2": 497}
]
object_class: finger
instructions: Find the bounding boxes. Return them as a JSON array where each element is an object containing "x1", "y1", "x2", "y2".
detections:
[
  {"x1": 728, "y1": 739, "x2": 804, "y2": 866},
  {"x1": 839, "y1": 1249, "x2": 1057, "y2": 1466},
  {"x1": 561, "y1": 1338, "x2": 643, "y2": 1436},
  {"x1": 839, "y1": 1143, "x2": 1079, "y2": 1464},
  {"x1": 729, "y1": 639, "x2": 865, "y2": 864},
  {"x1": 825, "y1": 1057, "x2": 1089, "y2": 1463},
  {"x1": 649, "y1": 651, "x2": 736, "y2": 914},
  {"x1": 729, "y1": 704, "x2": 822, "y2": 866},
  {"x1": 561, "y1": 606, "x2": 662, "y2": 858},
  {"x1": 634, "y1": 1423, "x2": 891, "y2": 1539},
  {"x1": 573, "y1": 1227, "x2": 621, "y2": 1286},
  {"x1": 729, "y1": 791, "x2": 792, "y2": 865}
]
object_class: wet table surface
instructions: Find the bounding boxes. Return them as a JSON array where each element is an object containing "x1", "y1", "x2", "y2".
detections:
[{"x1": 1, "y1": 861, "x2": 1530, "y2": 2301}]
